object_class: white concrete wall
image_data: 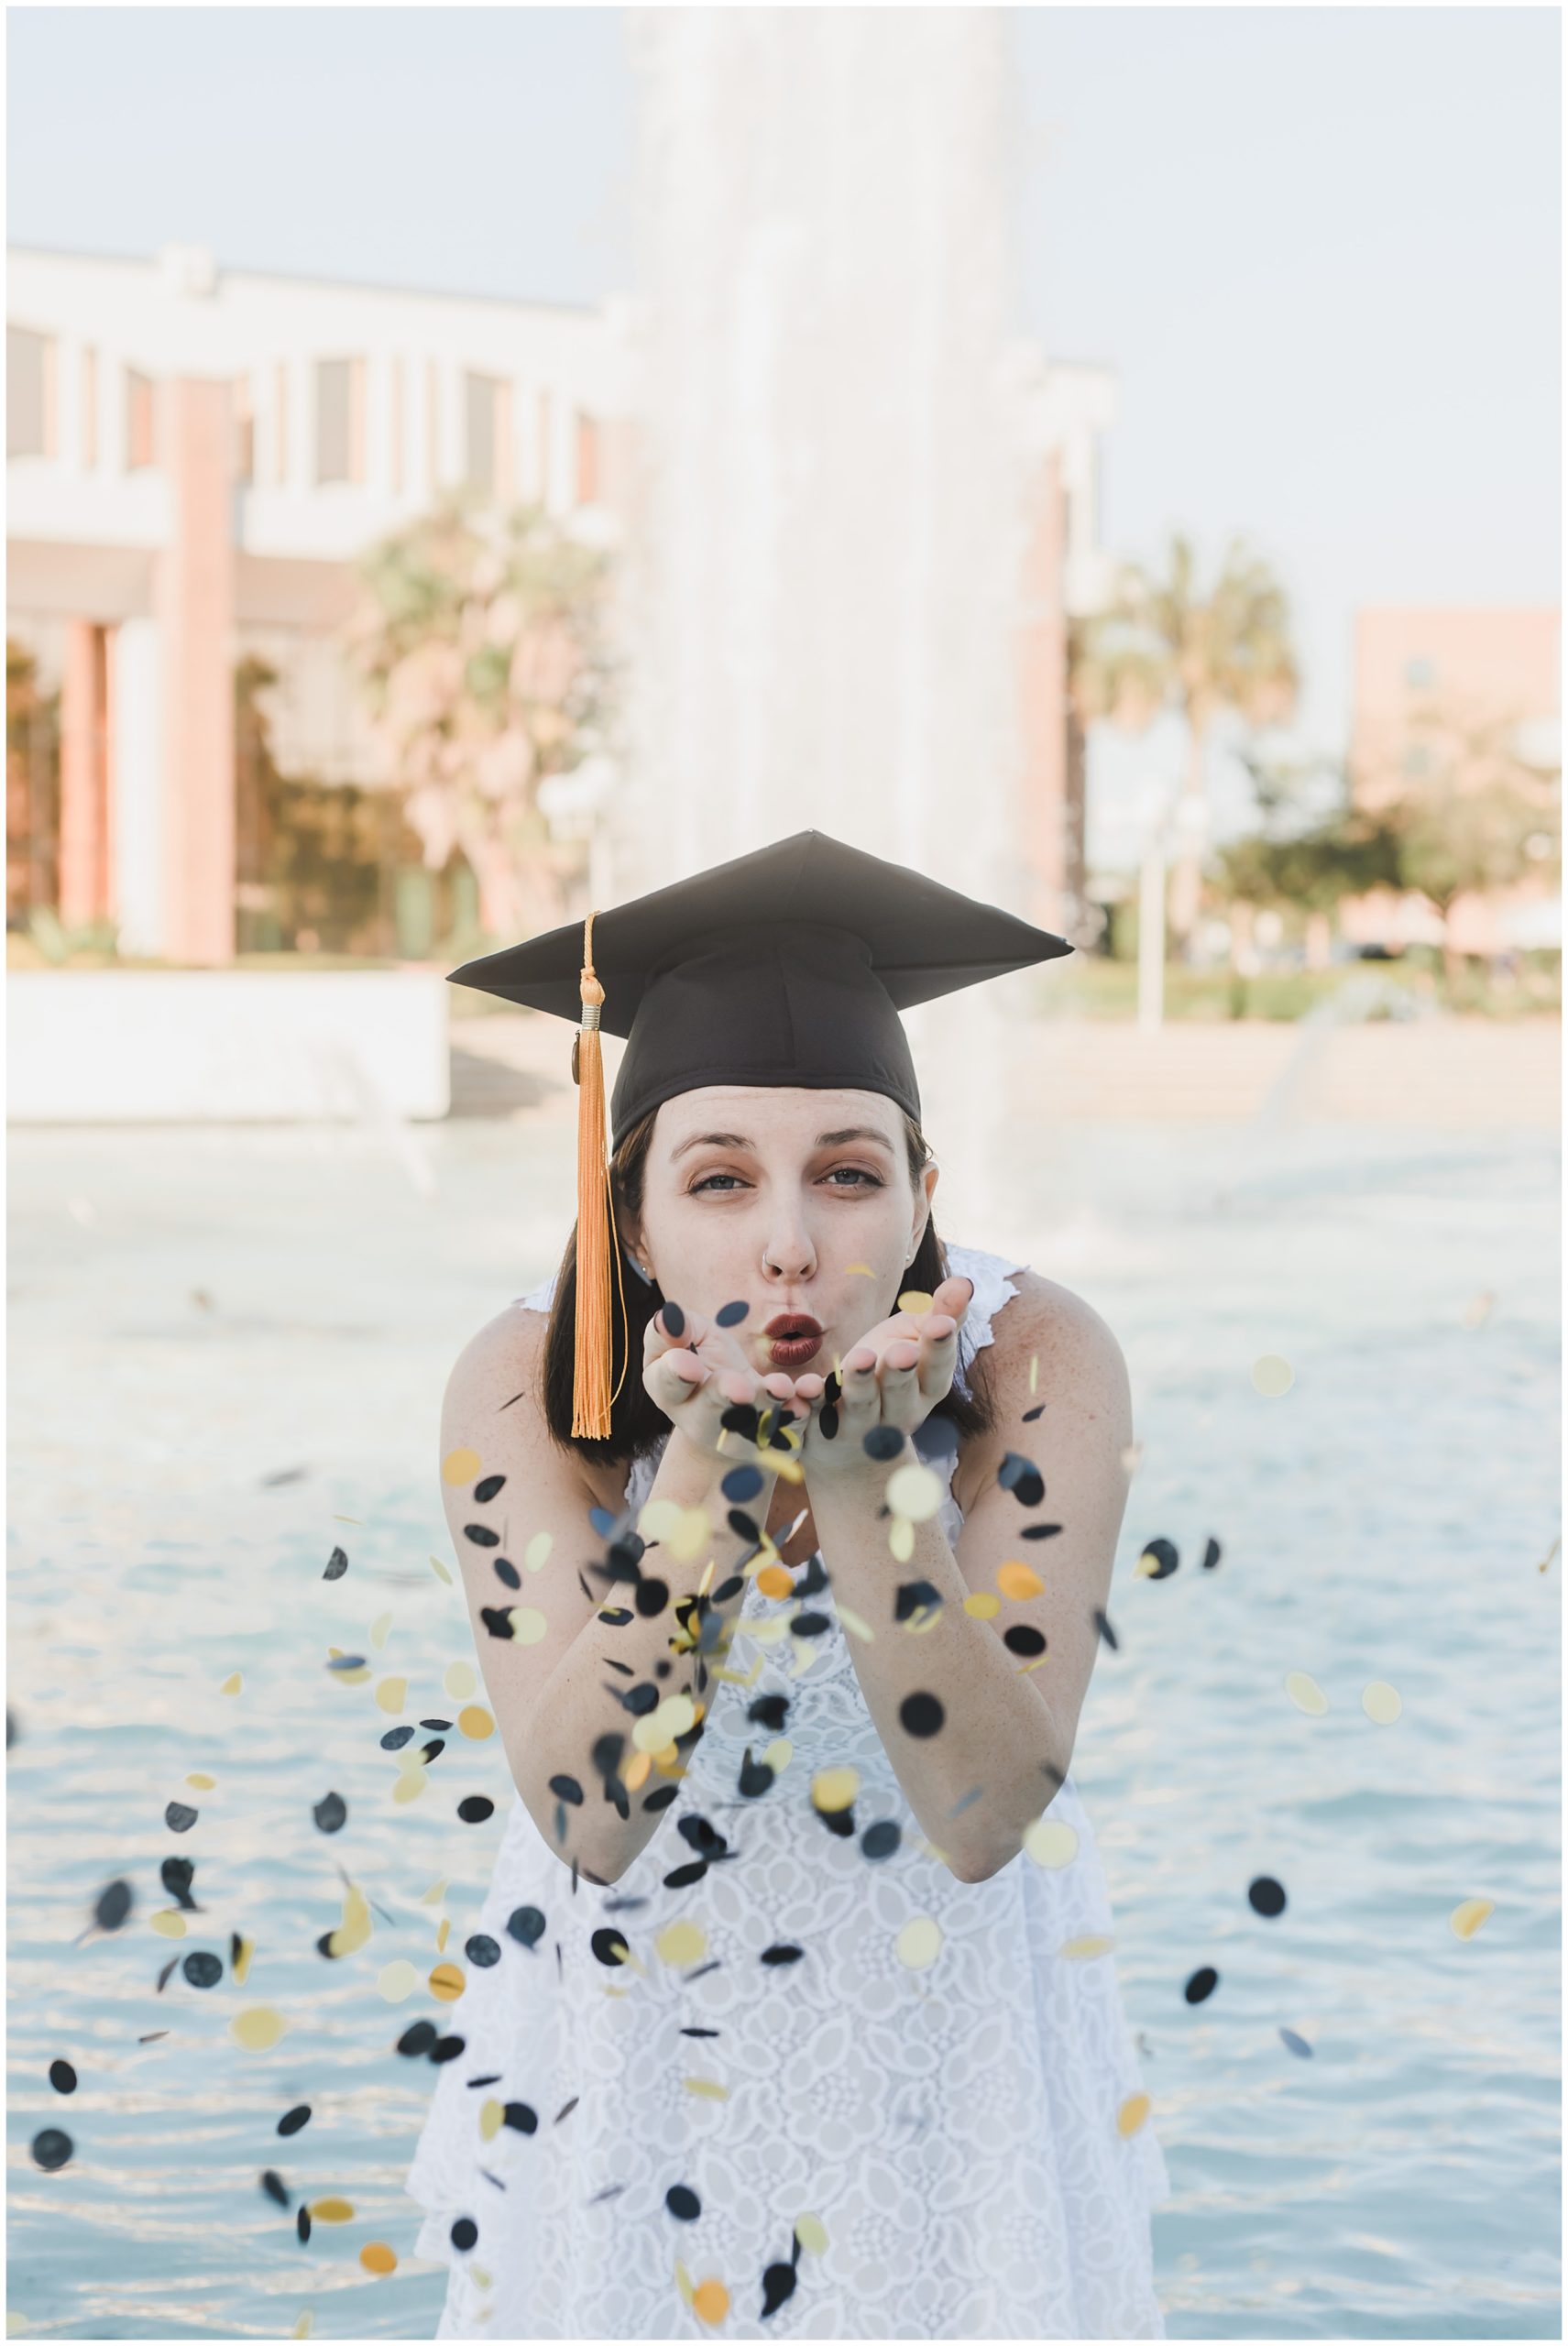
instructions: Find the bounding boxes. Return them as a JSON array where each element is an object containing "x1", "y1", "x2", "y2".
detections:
[
  {"x1": 112, "y1": 617, "x2": 164, "y2": 954},
  {"x1": 8, "y1": 970, "x2": 450, "y2": 1123}
]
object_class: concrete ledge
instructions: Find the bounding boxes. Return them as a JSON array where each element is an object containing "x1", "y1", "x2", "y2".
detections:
[{"x1": 7, "y1": 970, "x2": 449, "y2": 1123}]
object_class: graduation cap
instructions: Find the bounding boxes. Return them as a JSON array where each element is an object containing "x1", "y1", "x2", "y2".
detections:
[{"x1": 448, "y1": 831, "x2": 1072, "y2": 1439}]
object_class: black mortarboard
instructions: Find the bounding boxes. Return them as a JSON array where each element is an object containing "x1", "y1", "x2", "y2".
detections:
[{"x1": 448, "y1": 830, "x2": 1071, "y2": 1437}]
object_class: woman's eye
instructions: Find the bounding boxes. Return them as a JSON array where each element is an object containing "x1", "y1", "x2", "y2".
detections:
[
  {"x1": 825, "y1": 1168, "x2": 881, "y2": 1188},
  {"x1": 689, "y1": 1168, "x2": 882, "y2": 1194},
  {"x1": 690, "y1": 1173, "x2": 744, "y2": 1192}
]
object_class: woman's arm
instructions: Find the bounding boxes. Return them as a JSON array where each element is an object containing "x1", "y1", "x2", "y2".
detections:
[
  {"x1": 805, "y1": 1277, "x2": 1134, "y2": 1882},
  {"x1": 441, "y1": 1308, "x2": 787, "y2": 1885}
]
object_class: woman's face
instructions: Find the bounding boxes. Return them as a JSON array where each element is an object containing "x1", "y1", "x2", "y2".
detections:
[{"x1": 624, "y1": 1086, "x2": 938, "y2": 1376}]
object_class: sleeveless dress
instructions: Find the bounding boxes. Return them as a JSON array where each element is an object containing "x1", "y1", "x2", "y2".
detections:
[{"x1": 405, "y1": 1243, "x2": 1170, "y2": 2340}]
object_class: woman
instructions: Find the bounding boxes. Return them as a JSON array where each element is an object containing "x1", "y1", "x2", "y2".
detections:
[{"x1": 406, "y1": 832, "x2": 1170, "y2": 2338}]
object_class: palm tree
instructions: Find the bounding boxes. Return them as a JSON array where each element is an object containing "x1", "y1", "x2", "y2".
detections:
[
  {"x1": 344, "y1": 498, "x2": 615, "y2": 943},
  {"x1": 1070, "y1": 532, "x2": 1300, "y2": 957}
]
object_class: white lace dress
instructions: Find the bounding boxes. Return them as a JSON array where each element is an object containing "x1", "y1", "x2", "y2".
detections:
[{"x1": 405, "y1": 1244, "x2": 1170, "y2": 2340}]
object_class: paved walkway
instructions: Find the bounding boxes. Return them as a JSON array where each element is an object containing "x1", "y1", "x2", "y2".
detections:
[{"x1": 450, "y1": 1011, "x2": 1561, "y2": 1130}]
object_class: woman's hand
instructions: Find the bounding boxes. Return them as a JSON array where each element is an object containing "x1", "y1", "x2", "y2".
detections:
[
  {"x1": 799, "y1": 1272, "x2": 976, "y2": 1482},
  {"x1": 642, "y1": 1301, "x2": 814, "y2": 1477}
]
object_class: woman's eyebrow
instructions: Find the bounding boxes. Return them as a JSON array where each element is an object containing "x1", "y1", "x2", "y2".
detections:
[{"x1": 670, "y1": 1126, "x2": 894, "y2": 1162}]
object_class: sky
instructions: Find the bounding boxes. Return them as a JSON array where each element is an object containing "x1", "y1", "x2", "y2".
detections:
[{"x1": 7, "y1": 5, "x2": 1560, "y2": 766}]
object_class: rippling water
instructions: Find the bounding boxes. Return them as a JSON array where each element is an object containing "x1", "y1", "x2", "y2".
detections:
[{"x1": 7, "y1": 1107, "x2": 1560, "y2": 2339}]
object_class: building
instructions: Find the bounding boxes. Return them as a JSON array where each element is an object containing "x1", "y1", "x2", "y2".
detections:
[
  {"x1": 7, "y1": 240, "x2": 1110, "y2": 961},
  {"x1": 1343, "y1": 605, "x2": 1561, "y2": 954}
]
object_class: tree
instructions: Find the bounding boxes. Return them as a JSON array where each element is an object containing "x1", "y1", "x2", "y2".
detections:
[
  {"x1": 1375, "y1": 706, "x2": 1559, "y2": 993},
  {"x1": 344, "y1": 497, "x2": 616, "y2": 942},
  {"x1": 1214, "y1": 746, "x2": 1402, "y2": 967},
  {"x1": 1070, "y1": 532, "x2": 1300, "y2": 955}
]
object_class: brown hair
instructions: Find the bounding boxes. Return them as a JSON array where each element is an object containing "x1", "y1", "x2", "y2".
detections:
[{"x1": 542, "y1": 1105, "x2": 997, "y2": 1469}]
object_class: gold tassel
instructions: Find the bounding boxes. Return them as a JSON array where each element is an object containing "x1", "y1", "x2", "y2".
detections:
[{"x1": 571, "y1": 913, "x2": 629, "y2": 1440}]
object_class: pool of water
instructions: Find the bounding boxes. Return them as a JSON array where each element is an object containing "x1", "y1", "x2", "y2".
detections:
[{"x1": 6, "y1": 1107, "x2": 1560, "y2": 2339}]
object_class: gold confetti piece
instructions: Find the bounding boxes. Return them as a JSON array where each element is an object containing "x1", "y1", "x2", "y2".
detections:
[
  {"x1": 795, "y1": 2212, "x2": 828, "y2": 2257},
  {"x1": 837, "y1": 1603, "x2": 873, "y2": 1644},
  {"x1": 887, "y1": 1464, "x2": 938, "y2": 1519},
  {"x1": 684, "y1": 2077, "x2": 729, "y2": 2101},
  {"x1": 692, "y1": 2279, "x2": 730, "y2": 2325},
  {"x1": 420, "y1": 1878, "x2": 447, "y2": 1907},
  {"x1": 291, "y1": 2316, "x2": 313, "y2": 2340},
  {"x1": 470, "y1": 2267, "x2": 491, "y2": 2293},
  {"x1": 332, "y1": 1514, "x2": 361, "y2": 1525},
  {"x1": 1117, "y1": 2091, "x2": 1151, "y2": 2138},
  {"x1": 328, "y1": 1883, "x2": 371, "y2": 1959},
  {"x1": 762, "y1": 1737, "x2": 793, "y2": 1774},
  {"x1": 428, "y1": 1558, "x2": 455, "y2": 1594},
  {"x1": 674, "y1": 2259, "x2": 695, "y2": 2309},
  {"x1": 1285, "y1": 1671, "x2": 1330, "y2": 1716},
  {"x1": 308, "y1": 2197, "x2": 354, "y2": 2224},
  {"x1": 325, "y1": 1648, "x2": 371, "y2": 1685},
  {"x1": 150, "y1": 1911, "x2": 187, "y2": 1939},
  {"x1": 667, "y1": 1506, "x2": 712, "y2": 1564},
  {"x1": 963, "y1": 1590, "x2": 1001, "y2": 1619},
  {"x1": 429, "y1": 1961, "x2": 465, "y2": 2001},
  {"x1": 997, "y1": 1562, "x2": 1044, "y2": 1601},
  {"x1": 457, "y1": 1704, "x2": 495, "y2": 1740},
  {"x1": 1461, "y1": 1290, "x2": 1495, "y2": 1329},
  {"x1": 509, "y1": 1607, "x2": 548, "y2": 1647},
  {"x1": 1059, "y1": 1934, "x2": 1115, "y2": 1960},
  {"x1": 1538, "y1": 1535, "x2": 1560, "y2": 1573},
  {"x1": 369, "y1": 1611, "x2": 393, "y2": 1650},
  {"x1": 444, "y1": 1660, "x2": 477, "y2": 1701},
  {"x1": 233, "y1": 1935, "x2": 254, "y2": 1984},
  {"x1": 524, "y1": 1529, "x2": 554, "y2": 1573},
  {"x1": 184, "y1": 1771, "x2": 216, "y2": 1790},
  {"x1": 435, "y1": 1918, "x2": 452, "y2": 1954},
  {"x1": 1362, "y1": 1680, "x2": 1402, "y2": 1725},
  {"x1": 638, "y1": 1498, "x2": 683, "y2": 1544},
  {"x1": 1450, "y1": 1898, "x2": 1494, "y2": 1941},
  {"x1": 374, "y1": 1677, "x2": 408, "y2": 1716},
  {"x1": 442, "y1": 1447, "x2": 481, "y2": 1486},
  {"x1": 360, "y1": 2243, "x2": 398, "y2": 2276},
  {"x1": 896, "y1": 1288, "x2": 934, "y2": 1317},
  {"x1": 1028, "y1": 1354, "x2": 1039, "y2": 1397},
  {"x1": 479, "y1": 2098, "x2": 504, "y2": 2142},
  {"x1": 232, "y1": 2007, "x2": 288, "y2": 2051},
  {"x1": 378, "y1": 1959, "x2": 421, "y2": 2002},
  {"x1": 895, "y1": 1916, "x2": 943, "y2": 1971},
  {"x1": 392, "y1": 1770, "x2": 427, "y2": 1806},
  {"x1": 887, "y1": 1515, "x2": 916, "y2": 1563},
  {"x1": 220, "y1": 1672, "x2": 242, "y2": 1695},
  {"x1": 757, "y1": 1562, "x2": 794, "y2": 1599},
  {"x1": 1023, "y1": 1817, "x2": 1079, "y2": 1869},
  {"x1": 632, "y1": 1693, "x2": 696, "y2": 1755},
  {"x1": 847, "y1": 1263, "x2": 874, "y2": 1277},
  {"x1": 625, "y1": 1750, "x2": 652, "y2": 1790},
  {"x1": 656, "y1": 1920, "x2": 707, "y2": 1967},
  {"x1": 811, "y1": 1767, "x2": 859, "y2": 1814},
  {"x1": 1251, "y1": 1354, "x2": 1295, "y2": 1397},
  {"x1": 1119, "y1": 1441, "x2": 1144, "y2": 1477}
]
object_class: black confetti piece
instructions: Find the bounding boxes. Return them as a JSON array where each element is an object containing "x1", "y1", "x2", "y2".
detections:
[
  {"x1": 464, "y1": 1523, "x2": 500, "y2": 1548},
  {"x1": 278, "y1": 2105, "x2": 311, "y2": 2136},
  {"x1": 590, "y1": 1927, "x2": 630, "y2": 1968},
  {"x1": 396, "y1": 2021, "x2": 439, "y2": 2058},
  {"x1": 998, "y1": 1453, "x2": 1046, "y2": 1507},
  {"x1": 660, "y1": 1300, "x2": 686, "y2": 1338},
  {"x1": 503, "y1": 2101, "x2": 538, "y2": 2134},
  {"x1": 1022, "y1": 1402, "x2": 1047, "y2": 1421},
  {"x1": 899, "y1": 1691, "x2": 945, "y2": 1738},
  {"x1": 666, "y1": 2183, "x2": 701, "y2": 2220},
  {"x1": 163, "y1": 1802, "x2": 198, "y2": 1835},
  {"x1": 507, "y1": 1905, "x2": 546, "y2": 1949},
  {"x1": 31, "y1": 2129, "x2": 72, "y2": 2172},
  {"x1": 322, "y1": 1546, "x2": 348, "y2": 1581},
  {"x1": 49, "y1": 2059, "x2": 77, "y2": 2094},
  {"x1": 715, "y1": 1299, "x2": 749, "y2": 1327},
  {"x1": 762, "y1": 2263, "x2": 797, "y2": 2318},
  {"x1": 861, "y1": 1819, "x2": 902, "y2": 1861},
  {"x1": 479, "y1": 1607, "x2": 516, "y2": 1640},
  {"x1": 475, "y1": 1473, "x2": 506, "y2": 1504},
  {"x1": 1279, "y1": 2026, "x2": 1313, "y2": 2057},
  {"x1": 1184, "y1": 1966, "x2": 1219, "y2": 2005},
  {"x1": 1093, "y1": 1609, "x2": 1119, "y2": 1651},
  {"x1": 760, "y1": 1943, "x2": 804, "y2": 1967},
  {"x1": 1249, "y1": 1876, "x2": 1287, "y2": 1918},
  {"x1": 181, "y1": 1951, "x2": 223, "y2": 1990},
  {"x1": 312, "y1": 1792, "x2": 347, "y2": 1834},
  {"x1": 465, "y1": 1934, "x2": 501, "y2": 1969},
  {"x1": 1020, "y1": 1523, "x2": 1063, "y2": 1541},
  {"x1": 457, "y1": 1795, "x2": 495, "y2": 1825},
  {"x1": 1201, "y1": 1535, "x2": 1223, "y2": 1570},
  {"x1": 160, "y1": 1856, "x2": 198, "y2": 1911},
  {"x1": 548, "y1": 1774, "x2": 585, "y2": 1806},
  {"x1": 296, "y1": 2206, "x2": 312, "y2": 2243},
  {"x1": 261, "y1": 2169, "x2": 291, "y2": 2209},
  {"x1": 862, "y1": 1425, "x2": 904, "y2": 1462},
  {"x1": 494, "y1": 1557, "x2": 521, "y2": 1590},
  {"x1": 451, "y1": 2216, "x2": 478, "y2": 2251},
  {"x1": 1140, "y1": 1538, "x2": 1179, "y2": 1579},
  {"x1": 380, "y1": 1725, "x2": 415, "y2": 1750},
  {"x1": 431, "y1": 2034, "x2": 467, "y2": 2064},
  {"x1": 1003, "y1": 1624, "x2": 1047, "y2": 1659}
]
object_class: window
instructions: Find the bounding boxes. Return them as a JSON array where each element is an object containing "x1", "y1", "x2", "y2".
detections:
[
  {"x1": 1402, "y1": 742, "x2": 1432, "y2": 778},
  {"x1": 315, "y1": 356, "x2": 366, "y2": 485},
  {"x1": 576, "y1": 410, "x2": 600, "y2": 505},
  {"x1": 126, "y1": 368, "x2": 157, "y2": 469},
  {"x1": 234, "y1": 376, "x2": 255, "y2": 482},
  {"x1": 7, "y1": 325, "x2": 55, "y2": 458},
  {"x1": 1405, "y1": 656, "x2": 1436, "y2": 690},
  {"x1": 81, "y1": 346, "x2": 98, "y2": 468}
]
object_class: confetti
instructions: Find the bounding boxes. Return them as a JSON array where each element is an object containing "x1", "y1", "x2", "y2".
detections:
[
  {"x1": 1116, "y1": 2092, "x2": 1151, "y2": 2138},
  {"x1": 429, "y1": 1553, "x2": 455, "y2": 1585},
  {"x1": 323, "y1": 1546, "x2": 348, "y2": 1582},
  {"x1": 374, "y1": 1678, "x2": 408, "y2": 1716},
  {"x1": 894, "y1": 1917, "x2": 942, "y2": 1970},
  {"x1": 1184, "y1": 1966, "x2": 1218, "y2": 2005},
  {"x1": 49, "y1": 2060, "x2": 77, "y2": 2095},
  {"x1": 231, "y1": 2008, "x2": 288, "y2": 2052},
  {"x1": 1450, "y1": 1898, "x2": 1494, "y2": 1940},
  {"x1": 430, "y1": 1963, "x2": 466, "y2": 2001},
  {"x1": 360, "y1": 2243, "x2": 398, "y2": 2275},
  {"x1": 220, "y1": 1673, "x2": 242, "y2": 1695},
  {"x1": 458, "y1": 1705, "x2": 496, "y2": 1740},
  {"x1": 442, "y1": 1448, "x2": 481, "y2": 1485},
  {"x1": 1059, "y1": 1935, "x2": 1114, "y2": 1960},
  {"x1": 1279, "y1": 2027, "x2": 1314, "y2": 2057},
  {"x1": 378, "y1": 1960, "x2": 422, "y2": 2002},
  {"x1": 1251, "y1": 1354, "x2": 1294, "y2": 1397},
  {"x1": 1022, "y1": 1818, "x2": 1078, "y2": 1869},
  {"x1": 1248, "y1": 1876, "x2": 1287, "y2": 1918},
  {"x1": 308, "y1": 2198, "x2": 354, "y2": 2224},
  {"x1": 1285, "y1": 1671, "x2": 1329, "y2": 1716},
  {"x1": 31, "y1": 2129, "x2": 73, "y2": 2172},
  {"x1": 1362, "y1": 1680, "x2": 1402, "y2": 1725}
]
